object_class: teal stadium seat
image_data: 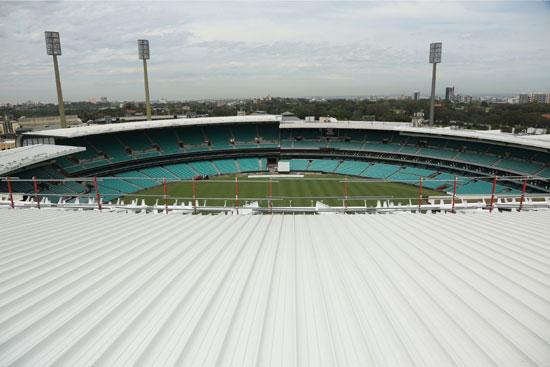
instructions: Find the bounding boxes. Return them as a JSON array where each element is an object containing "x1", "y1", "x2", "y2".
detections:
[
  {"x1": 308, "y1": 159, "x2": 340, "y2": 172},
  {"x1": 362, "y1": 163, "x2": 401, "y2": 179},
  {"x1": 237, "y1": 158, "x2": 261, "y2": 172},
  {"x1": 213, "y1": 159, "x2": 239, "y2": 174},
  {"x1": 494, "y1": 158, "x2": 543, "y2": 174},
  {"x1": 335, "y1": 161, "x2": 370, "y2": 176},
  {"x1": 164, "y1": 163, "x2": 196, "y2": 179},
  {"x1": 189, "y1": 161, "x2": 218, "y2": 176},
  {"x1": 140, "y1": 167, "x2": 178, "y2": 180},
  {"x1": 290, "y1": 159, "x2": 310, "y2": 171},
  {"x1": 115, "y1": 171, "x2": 158, "y2": 189},
  {"x1": 145, "y1": 129, "x2": 181, "y2": 154}
]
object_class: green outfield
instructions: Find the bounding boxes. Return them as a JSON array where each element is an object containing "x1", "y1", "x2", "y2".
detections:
[{"x1": 122, "y1": 173, "x2": 445, "y2": 207}]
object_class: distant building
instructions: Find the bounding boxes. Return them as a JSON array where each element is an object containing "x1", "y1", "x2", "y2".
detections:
[
  {"x1": 445, "y1": 87, "x2": 455, "y2": 102},
  {"x1": 519, "y1": 94, "x2": 530, "y2": 104},
  {"x1": 456, "y1": 94, "x2": 473, "y2": 104},
  {"x1": 411, "y1": 112, "x2": 424, "y2": 127},
  {"x1": 518, "y1": 93, "x2": 550, "y2": 104},
  {"x1": 17, "y1": 115, "x2": 82, "y2": 129},
  {"x1": 413, "y1": 91, "x2": 420, "y2": 101},
  {"x1": 531, "y1": 93, "x2": 548, "y2": 103},
  {"x1": 1, "y1": 119, "x2": 14, "y2": 135},
  {"x1": 0, "y1": 139, "x2": 16, "y2": 150}
]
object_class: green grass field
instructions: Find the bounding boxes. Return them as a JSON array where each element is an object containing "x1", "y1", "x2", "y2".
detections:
[{"x1": 122, "y1": 173, "x2": 444, "y2": 207}]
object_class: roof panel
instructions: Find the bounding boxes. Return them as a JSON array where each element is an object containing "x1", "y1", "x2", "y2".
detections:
[
  {"x1": 22, "y1": 115, "x2": 281, "y2": 139},
  {"x1": 0, "y1": 210, "x2": 548, "y2": 366},
  {"x1": 0, "y1": 144, "x2": 85, "y2": 176}
]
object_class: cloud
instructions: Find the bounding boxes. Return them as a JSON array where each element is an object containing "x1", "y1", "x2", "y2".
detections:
[{"x1": 0, "y1": 1, "x2": 549, "y2": 103}]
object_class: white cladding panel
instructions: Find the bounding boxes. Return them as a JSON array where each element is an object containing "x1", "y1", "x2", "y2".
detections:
[{"x1": 278, "y1": 160, "x2": 290, "y2": 172}]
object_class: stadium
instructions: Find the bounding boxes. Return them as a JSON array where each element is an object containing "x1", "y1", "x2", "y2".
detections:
[
  {"x1": 2, "y1": 113, "x2": 550, "y2": 212},
  {"x1": 1, "y1": 114, "x2": 550, "y2": 366}
]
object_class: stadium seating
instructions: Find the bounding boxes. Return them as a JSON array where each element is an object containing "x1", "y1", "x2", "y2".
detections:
[
  {"x1": 493, "y1": 158, "x2": 544, "y2": 174},
  {"x1": 164, "y1": 163, "x2": 196, "y2": 179},
  {"x1": 189, "y1": 161, "x2": 218, "y2": 176},
  {"x1": 237, "y1": 158, "x2": 261, "y2": 172},
  {"x1": 140, "y1": 166, "x2": 178, "y2": 180},
  {"x1": 307, "y1": 159, "x2": 340, "y2": 172},
  {"x1": 115, "y1": 171, "x2": 159, "y2": 189},
  {"x1": 233, "y1": 124, "x2": 257, "y2": 142},
  {"x1": 362, "y1": 163, "x2": 401, "y2": 179},
  {"x1": 536, "y1": 167, "x2": 550, "y2": 178},
  {"x1": 290, "y1": 159, "x2": 310, "y2": 171},
  {"x1": 335, "y1": 160, "x2": 370, "y2": 176},
  {"x1": 144, "y1": 129, "x2": 181, "y2": 154},
  {"x1": 213, "y1": 159, "x2": 239, "y2": 174}
]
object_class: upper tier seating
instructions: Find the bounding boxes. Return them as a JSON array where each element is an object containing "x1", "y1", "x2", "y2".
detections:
[{"x1": 493, "y1": 158, "x2": 544, "y2": 174}]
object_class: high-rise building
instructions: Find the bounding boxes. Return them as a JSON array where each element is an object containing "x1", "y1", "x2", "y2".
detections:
[
  {"x1": 445, "y1": 86, "x2": 455, "y2": 102},
  {"x1": 413, "y1": 91, "x2": 420, "y2": 101}
]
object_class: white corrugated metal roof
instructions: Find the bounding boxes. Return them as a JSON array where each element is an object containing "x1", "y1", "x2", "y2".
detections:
[
  {"x1": 23, "y1": 114, "x2": 550, "y2": 150},
  {"x1": 0, "y1": 210, "x2": 549, "y2": 366},
  {"x1": 281, "y1": 121, "x2": 550, "y2": 150},
  {"x1": 22, "y1": 115, "x2": 281, "y2": 139},
  {"x1": 0, "y1": 145, "x2": 85, "y2": 176}
]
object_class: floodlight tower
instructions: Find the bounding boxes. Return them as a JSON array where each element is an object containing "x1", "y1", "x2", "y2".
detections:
[
  {"x1": 138, "y1": 39, "x2": 152, "y2": 121},
  {"x1": 45, "y1": 31, "x2": 66, "y2": 128},
  {"x1": 428, "y1": 42, "x2": 442, "y2": 126}
]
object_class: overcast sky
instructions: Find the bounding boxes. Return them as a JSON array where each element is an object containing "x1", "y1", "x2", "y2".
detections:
[{"x1": 1, "y1": 1, "x2": 549, "y2": 103}]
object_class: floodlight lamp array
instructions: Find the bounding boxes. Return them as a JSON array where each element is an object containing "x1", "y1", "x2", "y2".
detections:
[
  {"x1": 45, "y1": 31, "x2": 61, "y2": 56},
  {"x1": 138, "y1": 39, "x2": 150, "y2": 60},
  {"x1": 429, "y1": 42, "x2": 442, "y2": 64}
]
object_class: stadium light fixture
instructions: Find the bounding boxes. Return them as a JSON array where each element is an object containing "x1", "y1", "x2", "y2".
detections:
[
  {"x1": 428, "y1": 42, "x2": 442, "y2": 126},
  {"x1": 138, "y1": 39, "x2": 152, "y2": 121},
  {"x1": 45, "y1": 31, "x2": 66, "y2": 128}
]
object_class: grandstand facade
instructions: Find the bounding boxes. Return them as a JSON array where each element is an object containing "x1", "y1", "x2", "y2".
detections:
[{"x1": 2, "y1": 114, "x2": 550, "y2": 205}]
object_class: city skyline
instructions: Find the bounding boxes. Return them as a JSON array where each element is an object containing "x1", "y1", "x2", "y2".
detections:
[{"x1": 1, "y1": 1, "x2": 549, "y2": 104}]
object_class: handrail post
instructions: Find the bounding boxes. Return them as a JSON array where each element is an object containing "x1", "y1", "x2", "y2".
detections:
[
  {"x1": 518, "y1": 178, "x2": 527, "y2": 212},
  {"x1": 451, "y1": 176, "x2": 457, "y2": 213},
  {"x1": 33, "y1": 176, "x2": 40, "y2": 209},
  {"x1": 235, "y1": 176, "x2": 239, "y2": 215},
  {"x1": 269, "y1": 177, "x2": 273, "y2": 214},
  {"x1": 489, "y1": 175, "x2": 497, "y2": 213},
  {"x1": 343, "y1": 177, "x2": 348, "y2": 213},
  {"x1": 192, "y1": 179, "x2": 197, "y2": 214},
  {"x1": 93, "y1": 177, "x2": 102, "y2": 210},
  {"x1": 7, "y1": 177, "x2": 14, "y2": 209},
  {"x1": 163, "y1": 177, "x2": 168, "y2": 214},
  {"x1": 418, "y1": 177, "x2": 423, "y2": 212}
]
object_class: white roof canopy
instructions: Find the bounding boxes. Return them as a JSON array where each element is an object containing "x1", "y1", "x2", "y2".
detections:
[
  {"x1": 281, "y1": 120, "x2": 550, "y2": 150},
  {"x1": 0, "y1": 144, "x2": 85, "y2": 176},
  {"x1": 21, "y1": 114, "x2": 550, "y2": 150},
  {"x1": 22, "y1": 115, "x2": 281, "y2": 139}
]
